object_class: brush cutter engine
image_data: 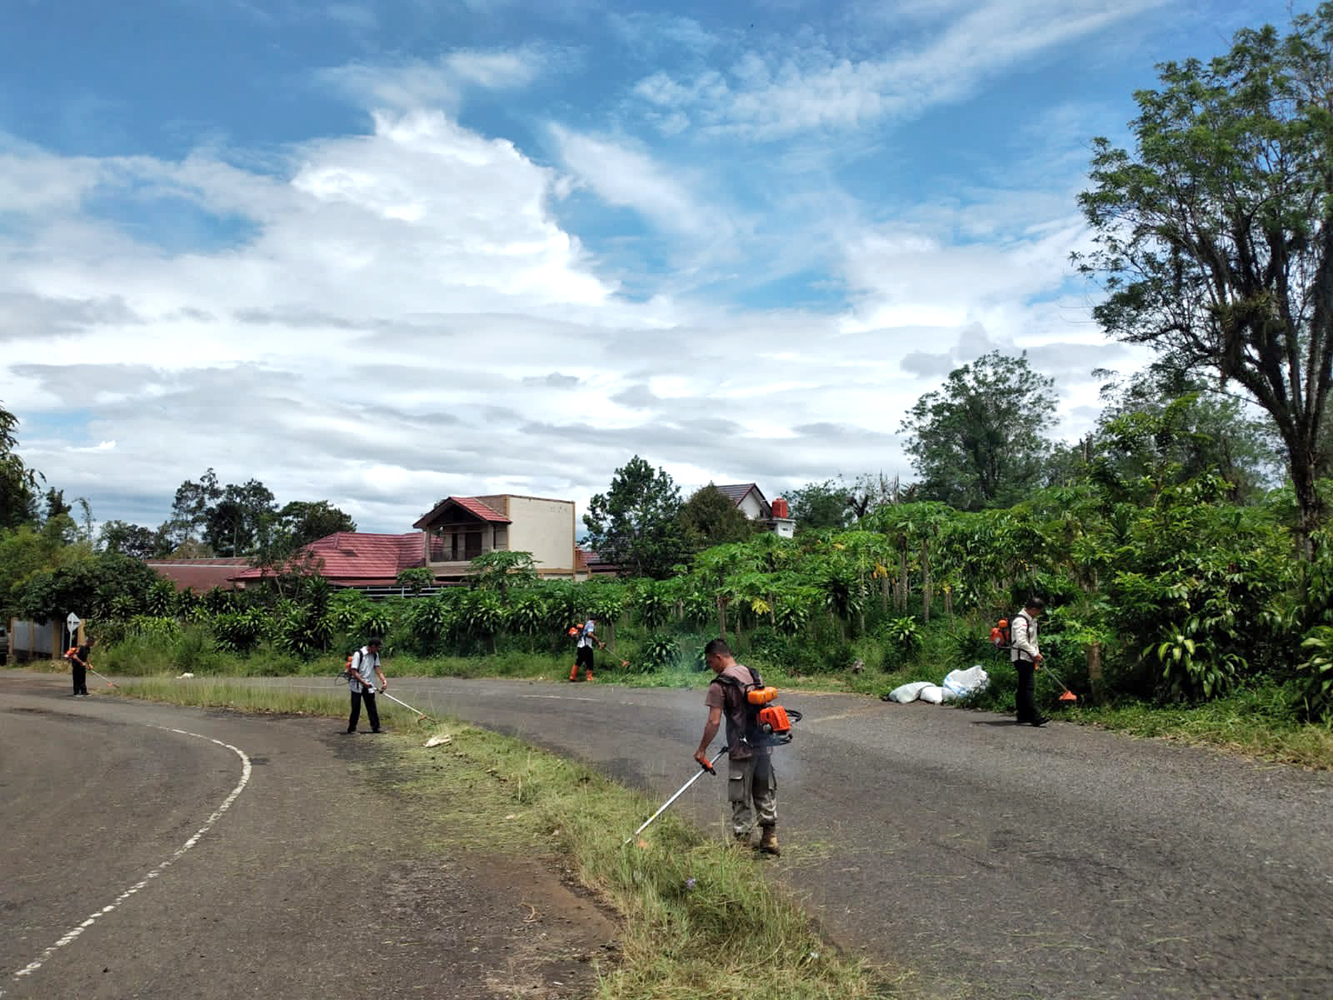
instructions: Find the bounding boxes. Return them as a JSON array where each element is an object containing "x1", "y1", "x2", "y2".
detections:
[
  {"x1": 744, "y1": 684, "x2": 802, "y2": 746},
  {"x1": 756, "y1": 704, "x2": 802, "y2": 745}
]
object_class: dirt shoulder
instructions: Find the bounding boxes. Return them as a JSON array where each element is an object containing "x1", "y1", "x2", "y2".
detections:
[{"x1": 1, "y1": 673, "x2": 617, "y2": 1000}]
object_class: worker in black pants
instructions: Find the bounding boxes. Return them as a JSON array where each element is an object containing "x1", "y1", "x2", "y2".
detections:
[
  {"x1": 68, "y1": 641, "x2": 92, "y2": 696},
  {"x1": 1010, "y1": 598, "x2": 1047, "y2": 727},
  {"x1": 346, "y1": 637, "x2": 388, "y2": 734}
]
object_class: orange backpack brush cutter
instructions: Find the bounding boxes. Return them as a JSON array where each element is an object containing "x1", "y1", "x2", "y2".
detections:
[
  {"x1": 624, "y1": 672, "x2": 801, "y2": 847},
  {"x1": 65, "y1": 646, "x2": 116, "y2": 689},
  {"x1": 987, "y1": 619, "x2": 1076, "y2": 705}
]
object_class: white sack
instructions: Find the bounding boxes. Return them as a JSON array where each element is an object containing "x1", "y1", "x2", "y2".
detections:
[
  {"x1": 887, "y1": 681, "x2": 932, "y2": 704},
  {"x1": 917, "y1": 684, "x2": 946, "y2": 704},
  {"x1": 941, "y1": 665, "x2": 990, "y2": 701}
]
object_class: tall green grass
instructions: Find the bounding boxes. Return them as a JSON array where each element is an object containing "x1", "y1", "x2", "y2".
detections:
[
  {"x1": 97, "y1": 620, "x2": 1333, "y2": 771},
  {"x1": 110, "y1": 677, "x2": 431, "y2": 727},
  {"x1": 1070, "y1": 683, "x2": 1333, "y2": 770}
]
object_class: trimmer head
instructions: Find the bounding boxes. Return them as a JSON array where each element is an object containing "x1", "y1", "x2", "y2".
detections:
[{"x1": 1058, "y1": 690, "x2": 1078, "y2": 704}]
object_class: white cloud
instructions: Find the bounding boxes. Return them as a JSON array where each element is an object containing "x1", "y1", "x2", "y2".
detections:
[
  {"x1": 319, "y1": 43, "x2": 562, "y2": 112},
  {"x1": 0, "y1": 61, "x2": 1132, "y2": 532},
  {"x1": 609, "y1": 12, "x2": 720, "y2": 55},
  {"x1": 444, "y1": 47, "x2": 545, "y2": 89},
  {"x1": 550, "y1": 126, "x2": 734, "y2": 243},
  {"x1": 633, "y1": 0, "x2": 1164, "y2": 138},
  {"x1": 320, "y1": 59, "x2": 462, "y2": 111}
]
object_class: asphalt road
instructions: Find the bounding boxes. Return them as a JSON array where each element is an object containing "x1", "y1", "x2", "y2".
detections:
[
  {"x1": 1, "y1": 675, "x2": 612, "y2": 1000},
  {"x1": 241, "y1": 673, "x2": 1333, "y2": 1000}
]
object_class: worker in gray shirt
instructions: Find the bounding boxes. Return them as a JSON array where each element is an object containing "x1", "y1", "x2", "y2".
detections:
[{"x1": 346, "y1": 637, "x2": 388, "y2": 734}]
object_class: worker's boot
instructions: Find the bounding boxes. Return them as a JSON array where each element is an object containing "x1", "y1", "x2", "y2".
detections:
[
  {"x1": 758, "y1": 825, "x2": 780, "y2": 857},
  {"x1": 585, "y1": 670, "x2": 595, "y2": 683},
  {"x1": 568, "y1": 664, "x2": 579, "y2": 682}
]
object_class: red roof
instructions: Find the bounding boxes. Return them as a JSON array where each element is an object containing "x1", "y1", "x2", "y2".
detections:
[
  {"x1": 146, "y1": 558, "x2": 250, "y2": 592},
  {"x1": 231, "y1": 533, "x2": 426, "y2": 584},
  {"x1": 413, "y1": 496, "x2": 511, "y2": 529}
]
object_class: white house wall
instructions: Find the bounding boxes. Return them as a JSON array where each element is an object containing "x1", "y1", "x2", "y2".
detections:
[
  {"x1": 504, "y1": 496, "x2": 576, "y2": 572},
  {"x1": 738, "y1": 492, "x2": 767, "y2": 519}
]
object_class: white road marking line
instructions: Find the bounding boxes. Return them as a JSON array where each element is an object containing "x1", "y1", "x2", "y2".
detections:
[{"x1": 8, "y1": 726, "x2": 252, "y2": 988}]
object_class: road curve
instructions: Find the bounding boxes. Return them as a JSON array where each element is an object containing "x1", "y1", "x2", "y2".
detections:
[
  {"x1": 1, "y1": 675, "x2": 610, "y2": 999},
  {"x1": 244, "y1": 674, "x2": 1333, "y2": 1000}
]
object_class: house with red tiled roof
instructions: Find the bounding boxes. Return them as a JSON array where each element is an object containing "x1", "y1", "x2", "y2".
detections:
[
  {"x1": 146, "y1": 557, "x2": 252, "y2": 592},
  {"x1": 413, "y1": 495, "x2": 579, "y2": 580},
  {"x1": 230, "y1": 494, "x2": 583, "y2": 593},
  {"x1": 232, "y1": 532, "x2": 429, "y2": 590}
]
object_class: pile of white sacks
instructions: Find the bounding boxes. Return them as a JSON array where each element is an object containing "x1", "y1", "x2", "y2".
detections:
[{"x1": 885, "y1": 665, "x2": 990, "y2": 705}]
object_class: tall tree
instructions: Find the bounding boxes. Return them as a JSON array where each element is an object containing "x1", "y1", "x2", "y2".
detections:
[
  {"x1": 203, "y1": 479, "x2": 276, "y2": 556},
  {"x1": 0, "y1": 401, "x2": 41, "y2": 531},
  {"x1": 1077, "y1": 6, "x2": 1333, "y2": 551},
  {"x1": 583, "y1": 455, "x2": 685, "y2": 579},
  {"x1": 785, "y1": 479, "x2": 853, "y2": 531},
  {"x1": 678, "y1": 484, "x2": 758, "y2": 553},
  {"x1": 899, "y1": 351, "x2": 1058, "y2": 510},
  {"x1": 275, "y1": 500, "x2": 357, "y2": 549},
  {"x1": 163, "y1": 468, "x2": 223, "y2": 547},
  {"x1": 1091, "y1": 367, "x2": 1280, "y2": 502},
  {"x1": 99, "y1": 520, "x2": 166, "y2": 559}
]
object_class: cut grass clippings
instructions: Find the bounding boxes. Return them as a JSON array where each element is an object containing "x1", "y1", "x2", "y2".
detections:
[{"x1": 111, "y1": 676, "x2": 898, "y2": 1000}]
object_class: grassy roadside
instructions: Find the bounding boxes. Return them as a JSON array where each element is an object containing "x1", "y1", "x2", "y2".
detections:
[
  {"x1": 585, "y1": 662, "x2": 1333, "y2": 771},
  {"x1": 1062, "y1": 688, "x2": 1333, "y2": 770},
  {"x1": 110, "y1": 677, "x2": 899, "y2": 1000},
  {"x1": 29, "y1": 645, "x2": 1333, "y2": 770}
]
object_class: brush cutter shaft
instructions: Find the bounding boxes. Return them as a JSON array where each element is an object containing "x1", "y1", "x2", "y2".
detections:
[
  {"x1": 378, "y1": 689, "x2": 428, "y2": 718},
  {"x1": 625, "y1": 746, "x2": 728, "y2": 845},
  {"x1": 87, "y1": 666, "x2": 116, "y2": 688},
  {"x1": 1038, "y1": 664, "x2": 1077, "y2": 701}
]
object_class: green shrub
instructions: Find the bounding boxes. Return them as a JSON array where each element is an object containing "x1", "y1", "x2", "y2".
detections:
[
  {"x1": 640, "y1": 634, "x2": 679, "y2": 671},
  {"x1": 1295, "y1": 625, "x2": 1333, "y2": 722}
]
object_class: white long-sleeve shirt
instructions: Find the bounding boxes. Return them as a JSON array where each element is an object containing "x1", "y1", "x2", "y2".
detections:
[{"x1": 1009, "y1": 611, "x2": 1040, "y2": 663}]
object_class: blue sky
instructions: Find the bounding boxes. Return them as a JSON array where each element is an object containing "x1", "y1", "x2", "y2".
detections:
[{"x1": 0, "y1": 0, "x2": 1303, "y2": 533}]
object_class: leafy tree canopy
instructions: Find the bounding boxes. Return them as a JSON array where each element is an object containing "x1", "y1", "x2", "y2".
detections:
[
  {"x1": 204, "y1": 479, "x2": 276, "y2": 556},
  {"x1": 899, "y1": 351, "x2": 1058, "y2": 510},
  {"x1": 583, "y1": 455, "x2": 685, "y2": 579},
  {"x1": 785, "y1": 479, "x2": 853, "y2": 531},
  {"x1": 0, "y1": 401, "x2": 42, "y2": 531},
  {"x1": 99, "y1": 520, "x2": 167, "y2": 560},
  {"x1": 1077, "y1": 5, "x2": 1333, "y2": 548},
  {"x1": 679, "y1": 484, "x2": 758, "y2": 552},
  {"x1": 468, "y1": 550, "x2": 538, "y2": 593},
  {"x1": 1090, "y1": 367, "x2": 1280, "y2": 503},
  {"x1": 162, "y1": 469, "x2": 280, "y2": 556},
  {"x1": 13, "y1": 551, "x2": 160, "y2": 625},
  {"x1": 275, "y1": 500, "x2": 356, "y2": 550}
]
